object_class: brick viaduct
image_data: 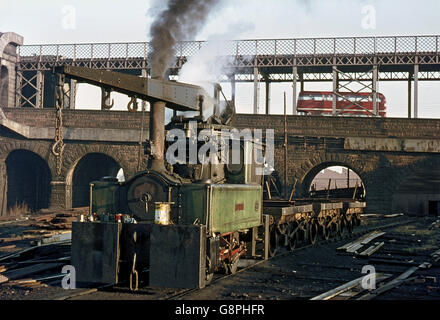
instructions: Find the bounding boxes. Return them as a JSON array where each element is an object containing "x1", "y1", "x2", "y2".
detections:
[{"x1": 0, "y1": 107, "x2": 439, "y2": 216}]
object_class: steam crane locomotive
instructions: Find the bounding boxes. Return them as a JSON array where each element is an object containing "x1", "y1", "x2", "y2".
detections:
[
  {"x1": 58, "y1": 66, "x2": 265, "y2": 289},
  {"x1": 58, "y1": 66, "x2": 366, "y2": 291}
]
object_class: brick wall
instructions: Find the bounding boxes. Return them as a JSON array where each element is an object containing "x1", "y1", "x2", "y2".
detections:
[
  {"x1": 3, "y1": 108, "x2": 440, "y2": 140},
  {"x1": 2, "y1": 108, "x2": 150, "y2": 130},
  {"x1": 232, "y1": 113, "x2": 440, "y2": 215},
  {"x1": 1, "y1": 108, "x2": 439, "y2": 215},
  {"x1": 233, "y1": 113, "x2": 440, "y2": 139}
]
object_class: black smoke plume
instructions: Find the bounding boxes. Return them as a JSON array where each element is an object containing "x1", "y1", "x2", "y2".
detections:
[{"x1": 148, "y1": 0, "x2": 220, "y2": 79}]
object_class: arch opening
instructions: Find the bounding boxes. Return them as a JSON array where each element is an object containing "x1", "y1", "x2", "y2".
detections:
[
  {"x1": 4, "y1": 150, "x2": 51, "y2": 215},
  {"x1": 71, "y1": 153, "x2": 122, "y2": 208},
  {"x1": 304, "y1": 163, "x2": 365, "y2": 200}
]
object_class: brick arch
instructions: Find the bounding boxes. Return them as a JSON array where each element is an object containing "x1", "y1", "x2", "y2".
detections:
[
  {"x1": 59, "y1": 144, "x2": 146, "y2": 209},
  {"x1": 60, "y1": 144, "x2": 134, "y2": 180},
  {"x1": 0, "y1": 140, "x2": 56, "y2": 177},
  {"x1": 294, "y1": 152, "x2": 368, "y2": 197},
  {"x1": 66, "y1": 151, "x2": 124, "y2": 208}
]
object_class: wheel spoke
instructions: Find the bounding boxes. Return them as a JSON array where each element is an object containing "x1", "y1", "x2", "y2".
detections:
[
  {"x1": 321, "y1": 224, "x2": 329, "y2": 240},
  {"x1": 309, "y1": 222, "x2": 318, "y2": 245},
  {"x1": 288, "y1": 232, "x2": 297, "y2": 251}
]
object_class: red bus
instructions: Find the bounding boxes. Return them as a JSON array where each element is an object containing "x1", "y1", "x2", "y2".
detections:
[{"x1": 297, "y1": 91, "x2": 386, "y2": 117}]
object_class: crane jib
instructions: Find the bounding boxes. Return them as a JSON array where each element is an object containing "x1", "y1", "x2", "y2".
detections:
[{"x1": 54, "y1": 65, "x2": 208, "y2": 112}]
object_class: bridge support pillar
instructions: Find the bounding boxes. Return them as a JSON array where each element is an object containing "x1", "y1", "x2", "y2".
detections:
[
  {"x1": 36, "y1": 71, "x2": 45, "y2": 108},
  {"x1": 141, "y1": 69, "x2": 148, "y2": 111},
  {"x1": 253, "y1": 67, "x2": 259, "y2": 114},
  {"x1": 331, "y1": 65, "x2": 380, "y2": 117},
  {"x1": 292, "y1": 66, "x2": 297, "y2": 115},
  {"x1": 332, "y1": 66, "x2": 337, "y2": 115},
  {"x1": 15, "y1": 70, "x2": 45, "y2": 108},
  {"x1": 414, "y1": 64, "x2": 419, "y2": 118},
  {"x1": 372, "y1": 65, "x2": 378, "y2": 116},
  {"x1": 69, "y1": 79, "x2": 76, "y2": 109},
  {"x1": 265, "y1": 78, "x2": 270, "y2": 114},
  {"x1": 299, "y1": 72, "x2": 304, "y2": 92},
  {"x1": 408, "y1": 73, "x2": 412, "y2": 118}
]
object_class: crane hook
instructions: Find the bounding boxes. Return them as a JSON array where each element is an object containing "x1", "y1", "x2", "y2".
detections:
[
  {"x1": 127, "y1": 96, "x2": 138, "y2": 112},
  {"x1": 101, "y1": 90, "x2": 114, "y2": 110}
]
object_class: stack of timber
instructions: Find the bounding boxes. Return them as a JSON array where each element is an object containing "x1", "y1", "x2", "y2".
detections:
[
  {"x1": 29, "y1": 212, "x2": 80, "y2": 230},
  {"x1": 337, "y1": 230, "x2": 386, "y2": 256},
  {"x1": 0, "y1": 210, "x2": 80, "y2": 251}
]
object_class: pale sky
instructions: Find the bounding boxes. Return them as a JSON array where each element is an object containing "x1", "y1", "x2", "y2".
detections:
[{"x1": 1, "y1": 0, "x2": 439, "y2": 118}]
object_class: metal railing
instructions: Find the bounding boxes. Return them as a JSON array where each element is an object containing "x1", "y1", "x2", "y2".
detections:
[{"x1": 18, "y1": 35, "x2": 440, "y2": 63}]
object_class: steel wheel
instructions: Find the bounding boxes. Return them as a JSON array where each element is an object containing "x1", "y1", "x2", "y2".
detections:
[
  {"x1": 321, "y1": 224, "x2": 330, "y2": 241},
  {"x1": 339, "y1": 219, "x2": 347, "y2": 238},
  {"x1": 279, "y1": 223, "x2": 289, "y2": 247},
  {"x1": 288, "y1": 231, "x2": 298, "y2": 252},
  {"x1": 336, "y1": 219, "x2": 343, "y2": 239},
  {"x1": 308, "y1": 222, "x2": 318, "y2": 245},
  {"x1": 346, "y1": 219, "x2": 354, "y2": 235}
]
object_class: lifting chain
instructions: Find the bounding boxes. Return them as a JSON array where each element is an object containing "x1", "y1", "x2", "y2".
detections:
[
  {"x1": 129, "y1": 231, "x2": 139, "y2": 291},
  {"x1": 51, "y1": 74, "x2": 65, "y2": 176}
]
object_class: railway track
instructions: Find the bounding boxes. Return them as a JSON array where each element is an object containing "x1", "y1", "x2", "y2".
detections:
[
  {"x1": 2, "y1": 215, "x2": 433, "y2": 301},
  {"x1": 310, "y1": 218, "x2": 440, "y2": 300},
  {"x1": 54, "y1": 215, "x2": 417, "y2": 301}
]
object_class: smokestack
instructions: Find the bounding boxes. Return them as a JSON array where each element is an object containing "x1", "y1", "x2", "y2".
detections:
[
  {"x1": 148, "y1": 0, "x2": 220, "y2": 79},
  {"x1": 149, "y1": 101, "x2": 166, "y2": 172},
  {"x1": 147, "y1": 0, "x2": 220, "y2": 171}
]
